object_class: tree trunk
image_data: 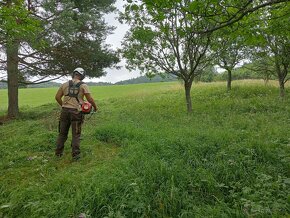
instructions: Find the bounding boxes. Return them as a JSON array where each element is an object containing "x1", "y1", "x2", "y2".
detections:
[
  {"x1": 279, "y1": 79, "x2": 285, "y2": 98},
  {"x1": 184, "y1": 80, "x2": 193, "y2": 114},
  {"x1": 275, "y1": 57, "x2": 286, "y2": 98},
  {"x1": 227, "y1": 69, "x2": 232, "y2": 91},
  {"x1": 264, "y1": 74, "x2": 270, "y2": 86},
  {"x1": 7, "y1": 41, "x2": 20, "y2": 119}
]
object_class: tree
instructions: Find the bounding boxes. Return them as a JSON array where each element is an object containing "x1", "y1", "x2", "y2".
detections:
[
  {"x1": 249, "y1": 2, "x2": 290, "y2": 97},
  {"x1": 0, "y1": 0, "x2": 119, "y2": 118},
  {"x1": 122, "y1": 0, "x2": 289, "y2": 113},
  {"x1": 211, "y1": 26, "x2": 248, "y2": 91},
  {"x1": 195, "y1": 65, "x2": 218, "y2": 83},
  {"x1": 244, "y1": 59, "x2": 276, "y2": 85},
  {"x1": 122, "y1": 1, "x2": 213, "y2": 113},
  {"x1": 0, "y1": 0, "x2": 42, "y2": 118}
]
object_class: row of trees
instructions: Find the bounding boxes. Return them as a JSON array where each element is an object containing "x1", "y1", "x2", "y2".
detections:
[
  {"x1": 193, "y1": 63, "x2": 277, "y2": 83},
  {"x1": 121, "y1": 0, "x2": 290, "y2": 113},
  {"x1": 1, "y1": 0, "x2": 289, "y2": 117}
]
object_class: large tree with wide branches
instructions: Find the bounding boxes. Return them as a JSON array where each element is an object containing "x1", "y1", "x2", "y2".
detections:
[{"x1": 0, "y1": 0, "x2": 119, "y2": 118}]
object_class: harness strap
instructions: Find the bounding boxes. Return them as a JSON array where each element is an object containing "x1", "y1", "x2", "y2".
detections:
[{"x1": 65, "y1": 80, "x2": 84, "y2": 103}]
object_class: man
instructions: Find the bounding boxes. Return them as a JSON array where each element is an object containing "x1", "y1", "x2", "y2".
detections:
[{"x1": 55, "y1": 67, "x2": 98, "y2": 160}]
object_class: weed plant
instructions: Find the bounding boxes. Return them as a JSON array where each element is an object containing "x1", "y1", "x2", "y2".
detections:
[{"x1": 0, "y1": 81, "x2": 289, "y2": 217}]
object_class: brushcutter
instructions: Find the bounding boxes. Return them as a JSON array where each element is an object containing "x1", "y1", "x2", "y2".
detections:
[
  {"x1": 81, "y1": 102, "x2": 96, "y2": 121},
  {"x1": 86, "y1": 110, "x2": 96, "y2": 121}
]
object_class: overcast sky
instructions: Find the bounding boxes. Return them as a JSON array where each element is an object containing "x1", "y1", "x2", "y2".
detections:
[{"x1": 87, "y1": 0, "x2": 141, "y2": 84}]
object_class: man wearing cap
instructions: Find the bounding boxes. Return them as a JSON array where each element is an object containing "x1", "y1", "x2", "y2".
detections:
[{"x1": 55, "y1": 67, "x2": 98, "y2": 160}]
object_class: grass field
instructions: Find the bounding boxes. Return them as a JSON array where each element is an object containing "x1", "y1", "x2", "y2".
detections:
[
  {"x1": 0, "y1": 82, "x2": 180, "y2": 112},
  {"x1": 0, "y1": 80, "x2": 289, "y2": 217}
]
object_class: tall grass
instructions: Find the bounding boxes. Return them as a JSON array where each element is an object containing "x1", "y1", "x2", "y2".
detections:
[{"x1": 0, "y1": 80, "x2": 289, "y2": 217}]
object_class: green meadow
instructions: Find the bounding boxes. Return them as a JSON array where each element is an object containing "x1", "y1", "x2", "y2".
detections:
[
  {"x1": 0, "y1": 82, "x2": 180, "y2": 112},
  {"x1": 0, "y1": 80, "x2": 289, "y2": 217}
]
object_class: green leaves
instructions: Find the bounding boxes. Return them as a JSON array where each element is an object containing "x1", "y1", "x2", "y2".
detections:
[
  {"x1": 132, "y1": 27, "x2": 156, "y2": 44},
  {"x1": 187, "y1": 1, "x2": 202, "y2": 12},
  {"x1": 0, "y1": 3, "x2": 41, "y2": 43}
]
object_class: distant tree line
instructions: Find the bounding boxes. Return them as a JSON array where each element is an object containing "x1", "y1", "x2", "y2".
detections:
[
  {"x1": 115, "y1": 75, "x2": 177, "y2": 85},
  {"x1": 0, "y1": 62, "x2": 280, "y2": 90},
  {"x1": 0, "y1": 81, "x2": 114, "y2": 89},
  {"x1": 0, "y1": 82, "x2": 7, "y2": 89},
  {"x1": 196, "y1": 62, "x2": 275, "y2": 83}
]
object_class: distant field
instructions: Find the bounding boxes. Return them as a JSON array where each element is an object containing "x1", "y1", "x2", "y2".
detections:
[
  {"x1": 0, "y1": 80, "x2": 285, "y2": 111},
  {"x1": 0, "y1": 82, "x2": 181, "y2": 111}
]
